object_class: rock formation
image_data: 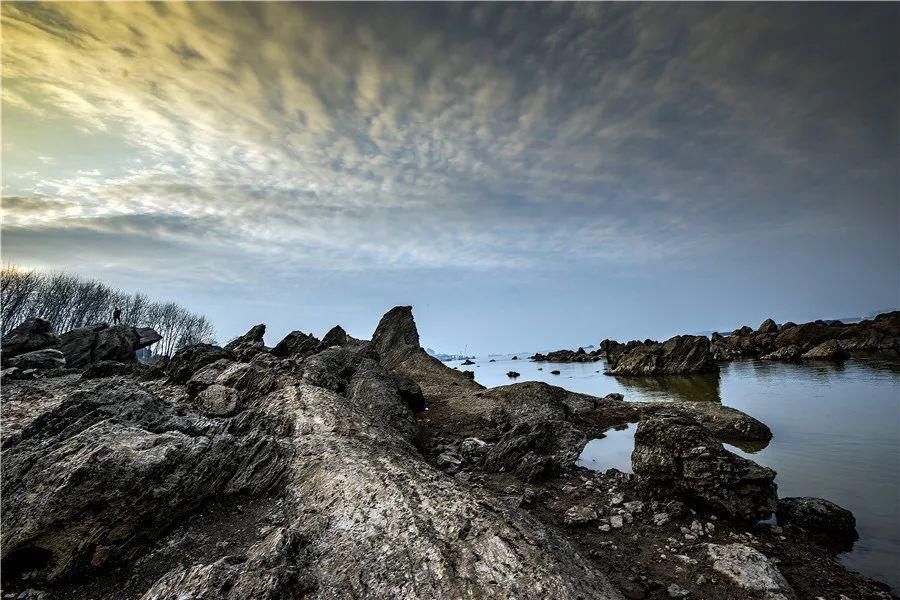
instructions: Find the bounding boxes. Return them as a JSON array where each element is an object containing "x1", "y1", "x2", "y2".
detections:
[
  {"x1": 1, "y1": 317, "x2": 61, "y2": 362},
  {"x1": 57, "y1": 323, "x2": 161, "y2": 368},
  {"x1": 777, "y1": 496, "x2": 858, "y2": 550},
  {"x1": 631, "y1": 414, "x2": 777, "y2": 520},
  {"x1": 605, "y1": 335, "x2": 718, "y2": 376}
]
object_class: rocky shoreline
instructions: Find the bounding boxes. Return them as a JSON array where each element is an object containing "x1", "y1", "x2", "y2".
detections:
[
  {"x1": 530, "y1": 312, "x2": 900, "y2": 374},
  {"x1": 1, "y1": 308, "x2": 895, "y2": 599}
]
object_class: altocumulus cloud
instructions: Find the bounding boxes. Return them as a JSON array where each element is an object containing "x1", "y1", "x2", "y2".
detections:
[{"x1": 1, "y1": 2, "x2": 897, "y2": 290}]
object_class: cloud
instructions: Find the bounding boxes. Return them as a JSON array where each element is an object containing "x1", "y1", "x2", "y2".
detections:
[{"x1": 1, "y1": 2, "x2": 896, "y2": 287}]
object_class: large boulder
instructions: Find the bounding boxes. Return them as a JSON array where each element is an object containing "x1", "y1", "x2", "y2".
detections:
[
  {"x1": 166, "y1": 344, "x2": 235, "y2": 384},
  {"x1": 631, "y1": 414, "x2": 777, "y2": 520},
  {"x1": 776, "y1": 497, "x2": 858, "y2": 550},
  {"x1": 1, "y1": 317, "x2": 60, "y2": 362},
  {"x1": 605, "y1": 335, "x2": 718, "y2": 376},
  {"x1": 271, "y1": 330, "x2": 319, "y2": 359},
  {"x1": 761, "y1": 345, "x2": 802, "y2": 361},
  {"x1": 58, "y1": 324, "x2": 161, "y2": 368},
  {"x1": 705, "y1": 543, "x2": 794, "y2": 599},
  {"x1": 6, "y1": 349, "x2": 66, "y2": 370},
  {"x1": 801, "y1": 339, "x2": 848, "y2": 361},
  {"x1": 757, "y1": 318, "x2": 779, "y2": 334}
]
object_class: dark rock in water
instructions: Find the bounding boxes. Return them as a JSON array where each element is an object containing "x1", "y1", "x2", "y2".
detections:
[
  {"x1": 224, "y1": 324, "x2": 268, "y2": 361},
  {"x1": 1, "y1": 317, "x2": 60, "y2": 362},
  {"x1": 606, "y1": 335, "x2": 718, "y2": 376},
  {"x1": 757, "y1": 319, "x2": 778, "y2": 334},
  {"x1": 801, "y1": 339, "x2": 848, "y2": 361},
  {"x1": 6, "y1": 349, "x2": 65, "y2": 370},
  {"x1": 58, "y1": 324, "x2": 161, "y2": 368},
  {"x1": 761, "y1": 345, "x2": 802, "y2": 361},
  {"x1": 196, "y1": 384, "x2": 240, "y2": 416},
  {"x1": 506, "y1": 371, "x2": 520, "y2": 378},
  {"x1": 489, "y1": 358, "x2": 496, "y2": 362},
  {"x1": 632, "y1": 414, "x2": 777, "y2": 520},
  {"x1": 370, "y1": 306, "x2": 421, "y2": 368},
  {"x1": 271, "y1": 330, "x2": 319, "y2": 359},
  {"x1": 81, "y1": 360, "x2": 132, "y2": 379},
  {"x1": 511, "y1": 356, "x2": 518, "y2": 360},
  {"x1": 550, "y1": 370, "x2": 561, "y2": 375},
  {"x1": 777, "y1": 496, "x2": 858, "y2": 551},
  {"x1": 461, "y1": 359, "x2": 475, "y2": 365},
  {"x1": 531, "y1": 348, "x2": 598, "y2": 363},
  {"x1": 166, "y1": 344, "x2": 235, "y2": 384}
]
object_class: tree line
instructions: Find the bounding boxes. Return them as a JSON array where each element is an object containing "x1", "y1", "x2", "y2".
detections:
[{"x1": 1, "y1": 265, "x2": 216, "y2": 358}]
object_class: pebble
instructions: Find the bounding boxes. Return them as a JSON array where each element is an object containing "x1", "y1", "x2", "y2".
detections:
[
  {"x1": 610, "y1": 515, "x2": 625, "y2": 529},
  {"x1": 653, "y1": 513, "x2": 671, "y2": 526}
]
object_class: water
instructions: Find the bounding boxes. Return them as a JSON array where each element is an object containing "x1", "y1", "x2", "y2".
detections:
[{"x1": 445, "y1": 354, "x2": 900, "y2": 592}]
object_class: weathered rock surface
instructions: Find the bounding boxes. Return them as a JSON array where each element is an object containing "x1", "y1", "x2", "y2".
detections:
[
  {"x1": 196, "y1": 383, "x2": 240, "y2": 416},
  {"x1": 80, "y1": 360, "x2": 133, "y2": 379},
  {"x1": 224, "y1": 324, "x2": 268, "y2": 361},
  {"x1": 801, "y1": 339, "x2": 849, "y2": 361},
  {"x1": 1, "y1": 317, "x2": 60, "y2": 362},
  {"x1": 6, "y1": 349, "x2": 66, "y2": 370},
  {"x1": 632, "y1": 414, "x2": 777, "y2": 520},
  {"x1": 58, "y1": 323, "x2": 161, "y2": 368},
  {"x1": 166, "y1": 343, "x2": 235, "y2": 384},
  {"x1": 777, "y1": 496, "x2": 858, "y2": 549},
  {"x1": 605, "y1": 335, "x2": 718, "y2": 376},
  {"x1": 271, "y1": 330, "x2": 319, "y2": 359},
  {"x1": 706, "y1": 543, "x2": 795, "y2": 599}
]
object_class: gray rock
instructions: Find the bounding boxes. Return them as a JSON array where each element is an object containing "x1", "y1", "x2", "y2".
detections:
[
  {"x1": 58, "y1": 323, "x2": 161, "y2": 368},
  {"x1": 565, "y1": 505, "x2": 598, "y2": 525},
  {"x1": 185, "y1": 358, "x2": 234, "y2": 396},
  {"x1": 776, "y1": 497, "x2": 857, "y2": 550},
  {"x1": 801, "y1": 339, "x2": 848, "y2": 361},
  {"x1": 757, "y1": 319, "x2": 779, "y2": 334},
  {"x1": 706, "y1": 543, "x2": 794, "y2": 599},
  {"x1": 166, "y1": 344, "x2": 234, "y2": 384},
  {"x1": 271, "y1": 330, "x2": 319, "y2": 359},
  {"x1": 369, "y1": 306, "x2": 421, "y2": 368},
  {"x1": 605, "y1": 335, "x2": 718, "y2": 376},
  {"x1": 224, "y1": 324, "x2": 267, "y2": 361},
  {"x1": 7, "y1": 349, "x2": 65, "y2": 370},
  {"x1": 1, "y1": 317, "x2": 60, "y2": 362},
  {"x1": 632, "y1": 414, "x2": 777, "y2": 520},
  {"x1": 761, "y1": 345, "x2": 802, "y2": 361},
  {"x1": 80, "y1": 360, "x2": 131, "y2": 379},
  {"x1": 196, "y1": 384, "x2": 240, "y2": 416}
]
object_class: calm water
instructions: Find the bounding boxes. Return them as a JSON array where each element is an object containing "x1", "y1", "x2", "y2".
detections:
[{"x1": 445, "y1": 355, "x2": 900, "y2": 592}]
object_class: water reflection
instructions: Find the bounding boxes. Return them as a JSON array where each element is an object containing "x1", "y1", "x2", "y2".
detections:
[
  {"x1": 577, "y1": 423, "x2": 636, "y2": 474},
  {"x1": 614, "y1": 373, "x2": 721, "y2": 403}
]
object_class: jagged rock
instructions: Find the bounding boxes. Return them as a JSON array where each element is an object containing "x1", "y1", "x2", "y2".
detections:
[
  {"x1": 564, "y1": 505, "x2": 598, "y2": 525},
  {"x1": 224, "y1": 324, "x2": 267, "y2": 361},
  {"x1": 6, "y1": 349, "x2": 66, "y2": 371},
  {"x1": 1, "y1": 318, "x2": 60, "y2": 362},
  {"x1": 166, "y1": 344, "x2": 235, "y2": 384},
  {"x1": 731, "y1": 326, "x2": 754, "y2": 336},
  {"x1": 706, "y1": 543, "x2": 794, "y2": 599},
  {"x1": 507, "y1": 371, "x2": 521, "y2": 377},
  {"x1": 80, "y1": 360, "x2": 131, "y2": 379},
  {"x1": 631, "y1": 414, "x2": 777, "y2": 520},
  {"x1": 370, "y1": 306, "x2": 421, "y2": 368},
  {"x1": 271, "y1": 330, "x2": 319, "y2": 359},
  {"x1": 605, "y1": 335, "x2": 718, "y2": 376},
  {"x1": 57, "y1": 324, "x2": 161, "y2": 368},
  {"x1": 776, "y1": 497, "x2": 858, "y2": 550},
  {"x1": 300, "y1": 347, "x2": 364, "y2": 393},
  {"x1": 196, "y1": 384, "x2": 240, "y2": 416},
  {"x1": 461, "y1": 359, "x2": 475, "y2": 365},
  {"x1": 758, "y1": 319, "x2": 779, "y2": 334},
  {"x1": 761, "y1": 345, "x2": 802, "y2": 361},
  {"x1": 801, "y1": 339, "x2": 848, "y2": 361},
  {"x1": 531, "y1": 349, "x2": 598, "y2": 363},
  {"x1": 0, "y1": 378, "x2": 289, "y2": 583},
  {"x1": 185, "y1": 358, "x2": 234, "y2": 397}
]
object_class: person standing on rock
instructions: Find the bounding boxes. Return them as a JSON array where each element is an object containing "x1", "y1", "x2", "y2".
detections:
[{"x1": 113, "y1": 306, "x2": 122, "y2": 325}]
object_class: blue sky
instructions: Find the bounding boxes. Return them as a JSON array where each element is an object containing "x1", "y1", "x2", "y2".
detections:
[{"x1": 2, "y1": 3, "x2": 897, "y2": 353}]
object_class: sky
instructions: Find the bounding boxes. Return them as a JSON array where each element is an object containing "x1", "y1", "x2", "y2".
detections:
[{"x1": 2, "y1": 2, "x2": 898, "y2": 354}]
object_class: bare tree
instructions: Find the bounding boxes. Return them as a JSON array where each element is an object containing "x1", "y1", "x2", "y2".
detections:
[{"x1": 1, "y1": 264, "x2": 216, "y2": 357}]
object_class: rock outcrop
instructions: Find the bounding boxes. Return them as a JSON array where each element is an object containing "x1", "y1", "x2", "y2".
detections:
[
  {"x1": 6, "y1": 349, "x2": 66, "y2": 370},
  {"x1": 58, "y1": 323, "x2": 161, "y2": 368},
  {"x1": 166, "y1": 343, "x2": 235, "y2": 384},
  {"x1": 631, "y1": 414, "x2": 777, "y2": 520},
  {"x1": 271, "y1": 330, "x2": 319, "y2": 359},
  {"x1": 605, "y1": 335, "x2": 718, "y2": 376},
  {"x1": 224, "y1": 324, "x2": 267, "y2": 361},
  {"x1": 1, "y1": 317, "x2": 60, "y2": 363},
  {"x1": 776, "y1": 497, "x2": 858, "y2": 550}
]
